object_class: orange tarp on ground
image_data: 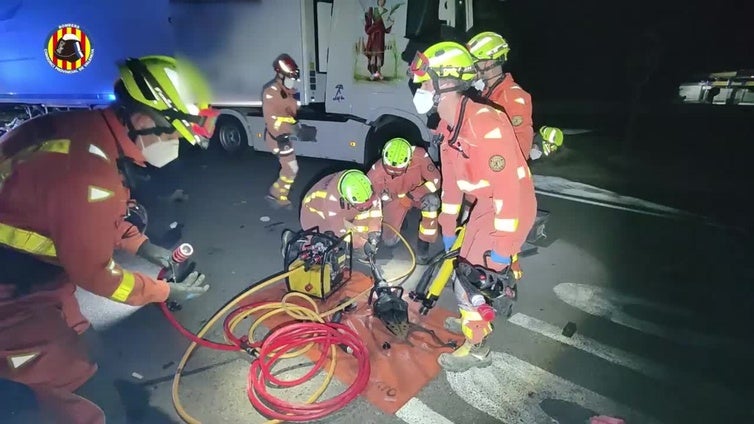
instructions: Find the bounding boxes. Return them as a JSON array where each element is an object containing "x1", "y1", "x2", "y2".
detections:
[{"x1": 247, "y1": 271, "x2": 461, "y2": 415}]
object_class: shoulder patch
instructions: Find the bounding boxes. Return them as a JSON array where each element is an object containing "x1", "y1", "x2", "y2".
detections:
[
  {"x1": 489, "y1": 155, "x2": 505, "y2": 172},
  {"x1": 510, "y1": 115, "x2": 523, "y2": 126}
]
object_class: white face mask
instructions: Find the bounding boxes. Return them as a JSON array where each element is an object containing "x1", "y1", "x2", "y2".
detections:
[
  {"x1": 412, "y1": 89, "x2": 435, "y2": 114},
  {"x1": 472, "y1": 79, "x2": 486, "y2": 91},
  {"x1": 138, "y1": 137, "x2": 180, "y2": 168},
  {"x1": 283, "y1": 77, "x2": 296, "y2": 89}
]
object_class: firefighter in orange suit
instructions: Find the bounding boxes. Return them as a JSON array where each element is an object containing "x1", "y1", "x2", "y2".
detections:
[
  {"x1": 367, "y1": 137, "x2": 441, "y2": 264},
  {"x1": 0, "y1": 56, "x2": 216, "y2": 422},
  {"x1": 299, "y1": 169, "x2": 383, "y2": 262},
  {"x1": 410, "y1": 42, "x2": 537, "y2": 371},
  {"x1": 466, "y1": 31, "x2": 534, "y2": 159},
  {"x1": 263, "y1": 53, "x2": 302, "y2": 209}
]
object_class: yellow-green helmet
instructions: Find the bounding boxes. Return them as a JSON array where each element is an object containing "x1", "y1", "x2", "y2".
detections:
[
  {"x1": 382, "y1": 137, "x2": 413, "y2": 176},
  {"x1": 467, "y1": 31, "x2": 510, "y2": 62},
  {"x1": 409, "y1": 41, "x2": 477, "y2": 84},
  {"x1": 539, "y1": 126, "x2": 564, "y2": 156},
  {"x1": 117, "y1": 55, "x2": 217, "y2": 145},
  {"x1": 539, "y1": 126, "x2": 564, "y2": 146},
  {"x1": 338, "y1": 169, "x2": 375, "y2": 210}
]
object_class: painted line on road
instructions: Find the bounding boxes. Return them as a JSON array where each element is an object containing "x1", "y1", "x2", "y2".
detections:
[
  {"x1": 534, "y1": 188, "x2": 699, "y2": 221},
  {"x1": 554, "y1": 282, "x2": 752, "y2": 351},
  {"x1": 509, "y1": 312, "x2": 742, "y2": 411},
  {"x1": 396, "y1": 397, "x2": 454, "y2": 424},
  {"x1": 446, "y1": 351, "x2": 661, "y2": 424},
  {"x1": 509, "y1": 312, "x2": 672, "y2": 382}
]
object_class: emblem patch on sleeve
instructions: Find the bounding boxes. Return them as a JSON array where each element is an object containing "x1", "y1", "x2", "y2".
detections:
[
  {"x1": 511, "y1": 115, "x2": 523, "y2": 126},
  {"x1": 489, "y1": 155, "x2": 505, "y2": 172}
]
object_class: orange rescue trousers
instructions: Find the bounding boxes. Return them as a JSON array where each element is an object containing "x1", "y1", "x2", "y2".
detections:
[{"x1": 0, "y1": 282, "x2": 105, "y2": 423}]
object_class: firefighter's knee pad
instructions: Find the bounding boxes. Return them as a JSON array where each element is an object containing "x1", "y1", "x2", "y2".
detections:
[
  {"x1": 420, "y1": 192, "x2": 440, "y2": 212},
  {"x1": 459, "y1": 308, "x2": 493, "y2": 344}
]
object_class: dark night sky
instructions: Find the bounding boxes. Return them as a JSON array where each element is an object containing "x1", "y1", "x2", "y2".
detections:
[{"x1": 471, "y1": 0, "x2": 754, "y2": 104}]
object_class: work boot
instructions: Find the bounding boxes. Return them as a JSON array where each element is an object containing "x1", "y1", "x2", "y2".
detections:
[
  {"x1": 265, "y1": 194, "x2": 292, "y2": 210},
  {"x1": 415, "y1": 240, "x2": 431, "y2": 265},
  {"x1": 444, "y1": 317, "x2": 463, "y2": 335},
  {"x1": 437, "y1": 339, "x2": 492, "y2": 372},
  {"x1": 280, "y1": 229, "x2": 294, "y2": 258}
]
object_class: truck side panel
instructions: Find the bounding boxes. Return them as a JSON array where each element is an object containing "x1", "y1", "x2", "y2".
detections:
[
  {"x1": 324, "y1": 1, "x2": 418, "y2": 124},
  {"x1": 169, "y1": 0, "x2": 305, "y2": 106},
  {"x1": 0, "y1": 0, "x2": 174, "y2": 105}
]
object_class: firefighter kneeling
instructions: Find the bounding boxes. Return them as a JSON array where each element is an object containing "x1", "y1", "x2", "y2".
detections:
[
  {"x1": 367, "y1": 137, "x2": 441, "y2": 264},
  {"x1": 299, "y1": 169, "x2": 383, "y2": 263},
  {"x1": 409, "y1": 42, "x2": 537, "y2": 371}
]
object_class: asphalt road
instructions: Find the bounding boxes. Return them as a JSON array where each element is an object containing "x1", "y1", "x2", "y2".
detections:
[{"x1": 75, "y1": 146, "x2": 754, "y2": 424}]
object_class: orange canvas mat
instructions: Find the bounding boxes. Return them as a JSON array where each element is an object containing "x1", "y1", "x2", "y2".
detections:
[{"x1": 246, "y1": 271, "x2": 461, "y2": 415}]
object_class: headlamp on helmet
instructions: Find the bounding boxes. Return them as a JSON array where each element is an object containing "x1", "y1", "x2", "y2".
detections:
[
  {"x1": 381, "y1": 137, "x2": 413, "y2": 176},
  {"x1": 273, "y1": 53, "x2": 300, "y2": 89},
  {"x1": 338, "y1": 169, "x2": 375, "y2": 211},
  {"x1": 408, "y1": 42, "x2": 477, "y2": 114},
  {"x1": 117, "y1": 55, "x2": 218, "y2": 146}
]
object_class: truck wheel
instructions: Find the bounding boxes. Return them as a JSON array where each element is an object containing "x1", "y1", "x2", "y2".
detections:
[
  {"x1": 364, "y1": 118, "x2": 422, "y2": 165},
  {"x1": 213, "y1": 115, "x2": 248, "y2": 154}
]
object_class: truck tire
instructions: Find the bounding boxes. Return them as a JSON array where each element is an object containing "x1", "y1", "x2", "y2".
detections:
[
  {"x1": 364, "y1": 117, "x2": 422, "y2": 165},
  {"x1": 212, "y1": 115, "x2": 248, "y2": 154}
]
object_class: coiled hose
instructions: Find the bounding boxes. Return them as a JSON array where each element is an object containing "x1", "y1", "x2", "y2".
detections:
[{"x1": 162, "y1": 223, "x2": 416, "y2": 424}]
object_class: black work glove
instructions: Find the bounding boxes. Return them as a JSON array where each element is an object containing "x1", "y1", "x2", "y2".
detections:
[
  {"x1": 137, "y1": 241, "x2": 171, "y2": 268},
  {"x1": 364, "y1": 231, "x2": 381, "y2": 258},
  {"x1": 167, "y1": 271, "x2": 210, "y2": 304}
]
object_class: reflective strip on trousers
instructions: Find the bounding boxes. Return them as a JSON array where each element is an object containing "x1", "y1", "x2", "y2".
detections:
[
  {"x1": 494, "y1": 218, "x2": 519, "y2": 232},
  {"x1": 442, "y1": 203, "x2": 461, "y2": 214},
  {"x1": 421, "y1": 210, "x2": 438, "y2": 219}
]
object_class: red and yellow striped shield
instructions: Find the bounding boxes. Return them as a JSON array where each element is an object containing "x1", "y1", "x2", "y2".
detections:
[{"x1": 44, "y1": 24, "x2": 94, "y2": 73}]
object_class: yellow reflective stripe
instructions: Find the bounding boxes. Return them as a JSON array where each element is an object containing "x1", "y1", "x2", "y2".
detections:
[
  {"x1": 303, "y1": 190, "x2": 328, "y2": 204},
  {"x1": 306, "y1": 206, "x2": 326, "y2": 220},
  {"x1": 419, "y1": 225, "x2": 437, "y2": 235},
  {"x1": 280, "y1": 176, "x2": 295, "y2": 184},
  {"x1": 442, "y1": 203, "x2": 461, "y2": 214},
  {"x1": 397, "y1": 193, "x2": 406, "y2": 198},
  {"x1": 421, "y1": 210, "x2": 438, "y2": 219},
  {"x1": 517, "y1": 166, "x2": 527, "y2": 180},
  {"x1": 353, "y1": 225, "x2": 369, "y2": 233},
  {"x1": 110, "y1": 270, "x2": 136, "y2": 303},
  {"x1": 494, "y1": 218, "x2": 519, "y2": 232},
  {"x1": 423, "y1": 180, "x2": 438, "y2": 192},
  {"x1": 355, "y1": 209, "x2": 382, "y2": 220},
  {"x1": 273, "y1": 116, "x2": 296, "y2": 130},
  {"x1": 39, "y1": 139, "x2": 71, "y2": 154},
  {"x1": 457, "y1": 179, "x2": 490, "y2": 191},
  {"x1": 0, "y1": 223, "x2": 57, "y2": 257}
]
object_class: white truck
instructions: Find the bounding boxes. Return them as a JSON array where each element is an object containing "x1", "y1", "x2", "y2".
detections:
[{"x1": 1, "y1": 0, "x2": 478, "y2": 164}]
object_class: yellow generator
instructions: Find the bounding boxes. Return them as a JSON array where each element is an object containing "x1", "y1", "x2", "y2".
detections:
[{"x1": 282, "y1": 227, "x2": 352, "y2": 300}]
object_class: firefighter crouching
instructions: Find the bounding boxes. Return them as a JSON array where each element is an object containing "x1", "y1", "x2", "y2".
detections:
[
  {"x1": 409, "y1": 42, "x2": 537, "y2": 371},
  {"x1": 0, "y1": 56, "x2": 215, "y2": 422},
  {"x1": 367, "y1": 137, "x2": 441, "y2": 265},
  {"x1": 299, "y1": 169, "x2": 383, "y2": 262},
  {"x1": 264, "y1": 53, "x2": 302, "y2": 209}
]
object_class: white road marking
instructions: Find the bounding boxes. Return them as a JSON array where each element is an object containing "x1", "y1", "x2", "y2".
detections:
[
  {"x1": 508, "y1": 312, "x2": 740, "y2": 410},
  {"x1": 510, "y1": 313, "x2": 671, "y2": 382},
  {"x1": 532, "y1": 176, "x2": 729, "y2": 229},
  {"x1": 396, "y1": 397, "x2": 454, "y2": 424},
  {"x1": 446, "y1": 351, "x2": 661, "y2": 424},
  {"x1": 554, "y1": 283, "x2": 750, "y2": 350}
]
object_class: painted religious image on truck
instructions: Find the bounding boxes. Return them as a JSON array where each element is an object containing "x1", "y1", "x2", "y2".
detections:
[{"x1": 354, "y1": 0, "x2": 406, "y2": 82}]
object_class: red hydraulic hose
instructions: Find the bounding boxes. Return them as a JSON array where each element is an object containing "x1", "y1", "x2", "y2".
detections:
[
  {"x1": 159, "y1": 302, "x2": 239, "y2": 351},
  {"x1": 246, "y1": 321, "x2": 371, "y2": 422}
]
